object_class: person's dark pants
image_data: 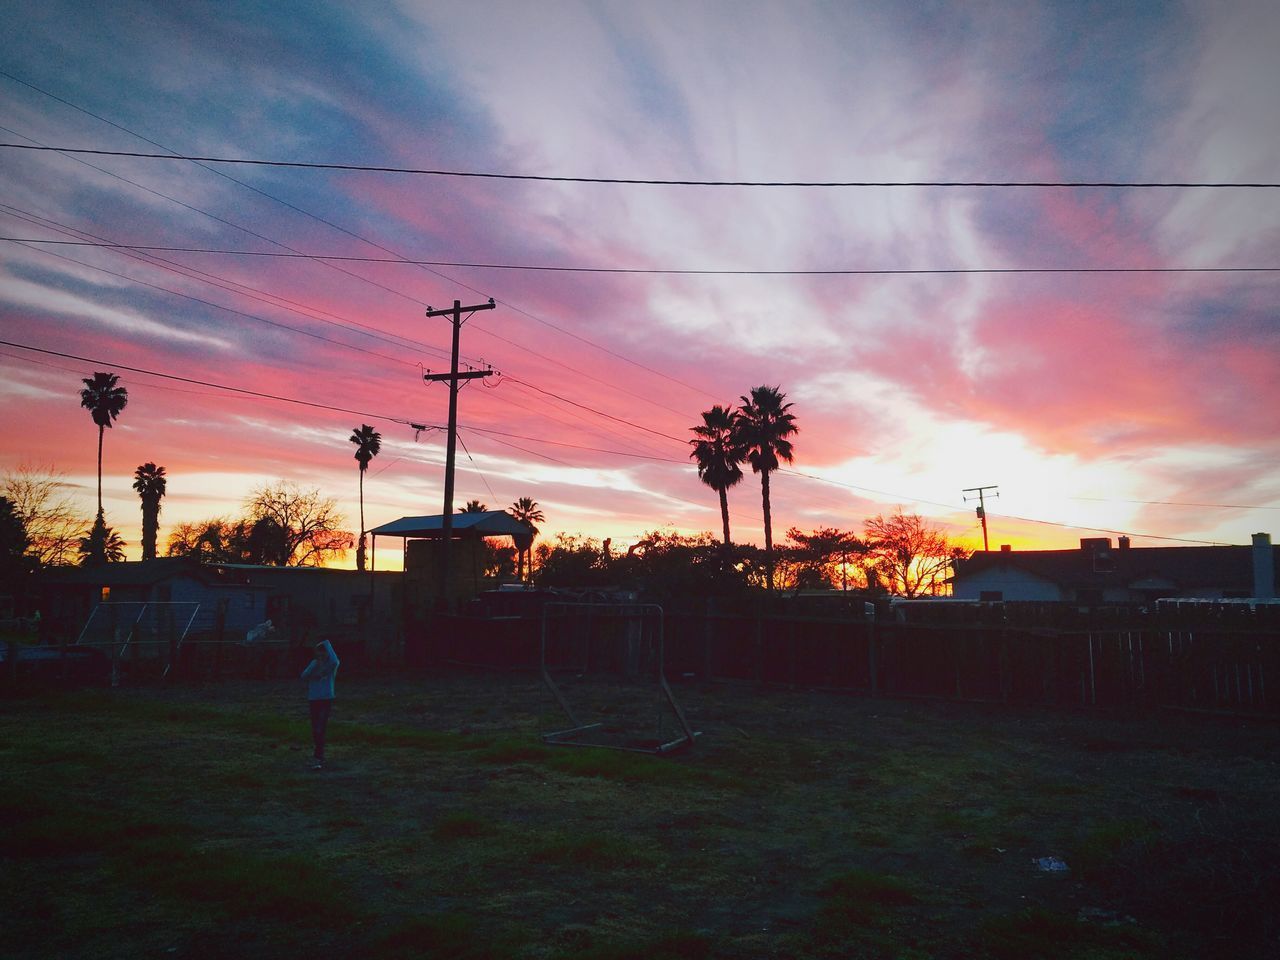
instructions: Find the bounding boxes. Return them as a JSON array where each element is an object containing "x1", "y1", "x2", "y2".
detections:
[{"x1": 309, "y1": 698, "x2": 333, "y2": 762}]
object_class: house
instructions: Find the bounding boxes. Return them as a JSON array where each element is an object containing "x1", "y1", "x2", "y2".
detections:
[
  {"x1": 212, "y1": 563, "x2": 401, "y2": 662},
  {"x1": 36, "y1": 556, "x2": 272, "y2": 646},
  {"x1": 952, "y1": 533, "x2": 1277, "y2": 604}
]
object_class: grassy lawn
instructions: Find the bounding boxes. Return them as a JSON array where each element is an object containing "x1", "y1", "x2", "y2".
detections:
[{"x1": 2, "y1": 670, "x2": 1277, "y2": 959}]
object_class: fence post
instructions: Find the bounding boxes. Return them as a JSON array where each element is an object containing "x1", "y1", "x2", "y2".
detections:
[
  {"x1": 868, "y1": 621, "x2": 879, "y2": 697},
  {"x1": 999, "y1": 629, "x2": 1011, "y2": 702},
  {"x1": 703, "y1": 597, "x2": 714, "y2": 680},
  {"x1": 753, "y1": 598, "x2": 764, "y2": 683}
]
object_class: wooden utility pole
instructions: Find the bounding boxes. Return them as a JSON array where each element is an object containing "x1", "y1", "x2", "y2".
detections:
[
  {"x1": 424, "y1": 298, "x2": 495, "y2": 606},
  {"x1": 962, "y1": 485, "x2": 999, "y2": 552}
]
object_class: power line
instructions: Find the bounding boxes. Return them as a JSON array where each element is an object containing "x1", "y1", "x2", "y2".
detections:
[
  {"x1": 777, "y1": 468, "x2": 1227, "y2": 545},
  {"x1": 4, "y1": 142, "x2": 1278, "y2": 188},
  {"x1": 4, "y1": 234, "x2": 417, "y2": 369},
  {"x1": 0, "y1": 151, "x2": 713, "y2": 410},
  {"x1": 0, "y1": 79, "x2": 716, "y2": 401},
  {"x1": 5, "y1": 237, "x2": 1276, "y2": 276},
  {"x1": 1069, "y1": 495, "x2": 1280, "y2": 510},
  {"x1": 2, "y1": 207, "x2": 694, "y2": 435},
  {"x1": 0, "y1": 338, "x2": 432, "y2": 426},
  {"x1": 0, "y1": 339, "x2": 1237, "y2": 546},
  {"x1": 505, "y1": 377, "x2": 689, "y2": 444},
  {"x1": 0, "y1": 123, "x2": 446, "y2": 328}
]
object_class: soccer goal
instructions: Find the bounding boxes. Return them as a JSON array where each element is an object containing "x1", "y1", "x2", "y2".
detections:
[
  {"x1": 75, "y1": 601, "x2": 202, "y2": 681},
  {"x1": 539, "y1": 601, "x2": 699, "y2": 754}
]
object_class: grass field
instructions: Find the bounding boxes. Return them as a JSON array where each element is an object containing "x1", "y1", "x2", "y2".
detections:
[{"x1": 2, "y1": 670, "x2": 1278, "y2": 959}]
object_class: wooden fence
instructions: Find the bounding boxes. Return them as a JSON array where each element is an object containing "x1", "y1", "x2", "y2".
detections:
[{"x1": 415, "y1": 603, "x2": 1280, "y2": 718}]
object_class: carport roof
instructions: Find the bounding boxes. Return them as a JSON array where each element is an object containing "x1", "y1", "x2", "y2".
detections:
[{"x1": 368, "y1": 510, "x2": 533, "y2": 542}]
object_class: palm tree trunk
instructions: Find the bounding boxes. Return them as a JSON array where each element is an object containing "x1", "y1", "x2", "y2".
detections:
[
  {"x1": 357, "y1": 468, "x2": 366, "y2": 571},
  {"x1": 141, "y1": 503, "x2": 156, "y2": 561},
  {"x1": 96, "y1": 423, "x2": 104, "y2": 516},
  {"x1": 718, "y1": 486, "x2": 732, "y2": 545},
  {"x1": 761, "y1": 469, "x2": 773, "y2": 590}
]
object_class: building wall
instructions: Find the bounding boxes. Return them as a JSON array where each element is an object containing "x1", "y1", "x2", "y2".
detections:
[{"x1": 952, "y1": 566, "x2": 1064, "y2": 601}]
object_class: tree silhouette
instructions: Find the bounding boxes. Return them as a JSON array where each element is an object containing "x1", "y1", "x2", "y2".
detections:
[
  {"x1": 863, "y1": 510, "x2": 970, "y2": 597},
  {"x1": 79, "y1": 372, "x2": 128, "y2": 563},
  {"x1": 508, "y1": 497, "x2": 545, "y2": 582},
  {"x1": 132, "y1": 463, "x2": 167, "y2": 561},
  {"x1": 737, "y1": 385, "x2": 798, "y2": 590},
  {"x1": 1, "y1": 464, "x2": 88, "y2": 567},
  {"x1": 349, "y1": 424, "x2": 381, "y2": 571},
  {"x1": 690, "y1": 404, "x2": 746, "y2": 546},
  {"x1": 784, "y1": 526, "x2": 864, "y2": 592},
  {"x1": 78, "y1": 516, "x2": 126, "y2": 565},
  {"x1": 459, "y1": 499, "x2": 488, "y2": 513},
  {"x1": 246, "y1": 480, "x2": 350, "y2": 567}
]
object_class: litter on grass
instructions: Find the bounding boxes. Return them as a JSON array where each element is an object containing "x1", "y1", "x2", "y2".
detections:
[{"x1": 1034, "y1": 856, "x2": 1070, "y2": 872}]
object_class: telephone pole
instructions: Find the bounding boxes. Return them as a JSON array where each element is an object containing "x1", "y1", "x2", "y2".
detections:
[
  {"x1": 424, "y1": 298, "x2": 495, "y2": 606},
  {"x1": 962, "y1": 485, "x2": 999, "y2": 552}
]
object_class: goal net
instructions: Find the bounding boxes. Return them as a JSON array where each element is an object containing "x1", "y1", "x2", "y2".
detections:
[
  {"x1": 75, "y1": 601, "x2": 201, "y2": 679},
  {"x1": 539, "y1": 601, "x2": 698, "y2": 754}
]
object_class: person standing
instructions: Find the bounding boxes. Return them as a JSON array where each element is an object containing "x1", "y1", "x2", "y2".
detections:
[{"x1": 301, "y1": 639, "x2": 339, "y2": 770}]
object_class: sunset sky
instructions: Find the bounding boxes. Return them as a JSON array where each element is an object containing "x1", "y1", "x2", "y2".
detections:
[{"x1": 2, "y1": 1, "x2": 1278, "y2": 568}]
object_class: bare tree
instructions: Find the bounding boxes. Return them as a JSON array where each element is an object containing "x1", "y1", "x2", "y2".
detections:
[
  {"x1": 1, "y1": 464, "x2": 90, "y2": 567},
  {"x1": 862, "y1": 510, "x2": 971, "y2": 597},
  {"x1": 244, "y1": 480, "x2": 352, "y2": 567}
]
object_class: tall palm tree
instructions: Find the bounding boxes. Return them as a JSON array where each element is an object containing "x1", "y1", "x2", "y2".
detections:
[
  {"x1": 79, "y1": 372, "x2": 128, "y2": 517},
  {"x1": 689, "y1": 404, "x2": 746, "y2": 546},
  {"x1": 132, "y1": 463, "x2": 167, "y2": 561},
  {"x1": 508, "y1": 496, "x2": 545, "y2": 582},
  {"x1": 349, "y1": 424, "x2": 382, "y2": 571},
  {"x1": 737, "y1": 385, "x2": 799, "y2": 590},
  {"x1": 459, "y1": 500, "x2": 488, "y2": 513}
]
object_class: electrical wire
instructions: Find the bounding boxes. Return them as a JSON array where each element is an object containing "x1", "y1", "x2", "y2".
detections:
[
  {"x1": 0, "y1": 339, "x2": 1241, "y2": 546},
  {"x1": 4, "y1": 142, "x2": 1278, "y2": 188},
  {"x1": 5, "y1": 236, "x2": 1276, "y2": 276},
  {"x1": 5, "y1": 235, "x2": 417, "y2": 369},
  {"x1": 0, "y1": 79, "x2": 717, "y2": 401},
  {"x1": 1068, "y1": 495, "x2": 1280, "y2": 511},
  {"x1": 0, "y1": 338, "x2": 433, "y2": 426}
]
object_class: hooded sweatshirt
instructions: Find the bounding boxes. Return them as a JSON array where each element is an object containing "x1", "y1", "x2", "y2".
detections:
[{"x1": 301, "y1": 640, "x2": 339, "y2": 701}]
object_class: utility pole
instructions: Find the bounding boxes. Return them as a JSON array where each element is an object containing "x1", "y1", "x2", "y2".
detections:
[
  {"x1": 424, "y1": 298, "x2": 495, "y2": 607},
  {"x1": 962, "y1": 485, "x2": 999, "y2": 552}
]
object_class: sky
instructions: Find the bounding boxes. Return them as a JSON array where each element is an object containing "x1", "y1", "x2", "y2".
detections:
[{"x1": 1, "y1": 0, "x2": 1278, "y2": 568}]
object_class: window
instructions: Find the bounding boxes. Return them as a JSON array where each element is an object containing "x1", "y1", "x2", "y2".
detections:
[{"x1": 100, "y1": 586, "x2": 110, "y2": 603}]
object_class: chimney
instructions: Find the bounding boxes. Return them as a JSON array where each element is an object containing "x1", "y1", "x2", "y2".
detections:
[
  {"x1": 1000, "y1": 544, "x2": 1012, "y2": 552},
  {"x1": 1253, "y1": 533, "x2": 1275, "y2": 599},
  {"x1": 1118, "y1": 536, "x2": 1131, "y2": 550}
]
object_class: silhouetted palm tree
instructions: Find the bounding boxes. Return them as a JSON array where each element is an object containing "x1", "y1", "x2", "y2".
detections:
[
  {"x1": 349, "y1": 424, "x2": 381, "y2": 571},
  {"x1": 132, "y1": 463, "x2": 167, "y2": 561},
  {"x1": 737, "y1": 385, "x2": 798, "y2": 590},
  {"x1": 78, "y1": 516, "x2": 126, "y2": 565},
  {"x1": 508, "y1": 497, "x2": 545, "y2": 581},
  {"x1": 690, "y1": 404, "x2": 746, "y2": 546},
  {"x1": 79, "y1": 372, "x2": 128, "y2": 517},
  {"x1": 459, "y1": 500, "x2": 488, "y2": 513}
]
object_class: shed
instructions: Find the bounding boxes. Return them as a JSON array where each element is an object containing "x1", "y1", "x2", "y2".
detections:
[{"x1": 369, "y1": 511, "x2": 534, "y2": 610}]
